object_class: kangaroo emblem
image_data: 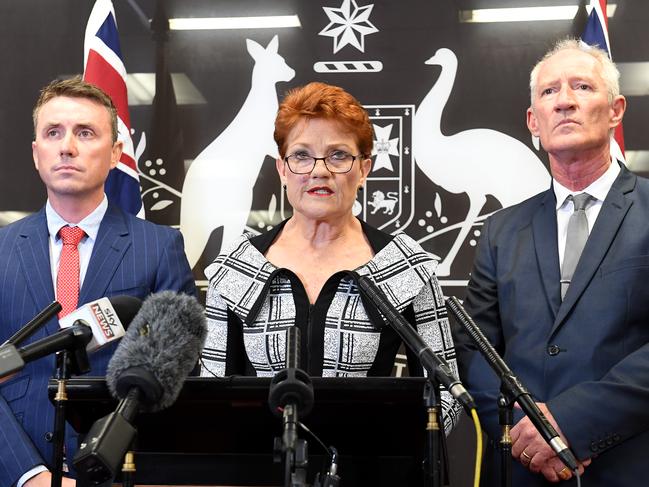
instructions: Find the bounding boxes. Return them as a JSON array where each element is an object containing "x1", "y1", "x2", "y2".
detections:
[{"x1": 179, "y1": 35, "x2": 295, "y2": 268}]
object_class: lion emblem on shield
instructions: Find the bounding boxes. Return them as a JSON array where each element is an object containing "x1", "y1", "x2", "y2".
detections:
[{"x1": 367, "y1": 190, "x2": 399, "y2": 215}]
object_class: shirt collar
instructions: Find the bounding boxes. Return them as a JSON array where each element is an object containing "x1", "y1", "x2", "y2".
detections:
[
  {"x1": 249, "y1": 217, "x2": 394, "y2": 255},
  {"x1": 46, "y1": 195, "x2": 109, "y2": 241},
  {"x1": 553, "y1": 160, "x2": 621, "y2": 210}
]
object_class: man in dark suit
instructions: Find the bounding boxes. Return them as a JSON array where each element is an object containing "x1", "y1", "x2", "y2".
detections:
[
  {"x1": 456, "y1": 39, "x2": 649, "y2": 486},
  {"x1": 0, "y1": 78, "x2": 196, "y2": 486}
]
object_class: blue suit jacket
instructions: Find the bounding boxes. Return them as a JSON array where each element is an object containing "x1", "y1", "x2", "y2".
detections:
[
  {"x1": 0, "y1": 204, "x2": 196, "y2": 486},
  {"x1": 457, "y1": 164, "x2": 649, "y2": 486}
]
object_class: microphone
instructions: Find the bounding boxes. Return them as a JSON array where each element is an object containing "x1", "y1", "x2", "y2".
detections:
[
  {"x1": 0, "y1": 296, "x2": 143, "y2": 379},
  {"x1": 445, "y1": 296, "x2": 579, "y2": 472},
  {"x1": 1, "y1": 301, "x2": 62, "y2": 347},
  {"x1": 268, "y1": 327, "x2": 314, "y2": 452},
  {"x1": 0, "y1": 325, "x2": 94, "y2": 379},
  {"x1": 268, "y1": 327, "x2": 314, "y2": 415},
  {"x1": 268, "y1": 327, "x2": 315, "y2": 486},
  {"x1": 59, "y1": 295, "x2": 142, "y2": 353},
  {"x1": 356, "y1": 275, "x2": 476, "y2": 413},
  {"x1": 73, "y1": 291, "x2": 207, "y2": 484}
]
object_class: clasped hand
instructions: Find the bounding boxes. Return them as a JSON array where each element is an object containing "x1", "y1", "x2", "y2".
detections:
[{"x1": 510, "y1": 402, "x2": 591, "y2": 482}]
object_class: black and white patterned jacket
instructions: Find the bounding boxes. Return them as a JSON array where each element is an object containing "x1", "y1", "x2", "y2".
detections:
[{"x1": 200, "y1": 220, "x2": 461, "y2": 432}]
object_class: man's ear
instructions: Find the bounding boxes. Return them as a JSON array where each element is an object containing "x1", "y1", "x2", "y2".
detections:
[
  {"x1": 32, "y1": 140, "x2": 41, "y2": 171},
  {"x1": 110, "y1": 141, "x2": 123, "y2": 170},
  {"x1": 609, "y1": 95, "x2": 626, "y2": 129},
  {"x1": 526, "y1": 107, "x2": 540, "y2": 137}
]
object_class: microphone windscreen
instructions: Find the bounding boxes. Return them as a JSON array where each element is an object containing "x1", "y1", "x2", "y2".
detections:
[{"x1": 106, "y1": 291, "x2": 207, "y2": 412}]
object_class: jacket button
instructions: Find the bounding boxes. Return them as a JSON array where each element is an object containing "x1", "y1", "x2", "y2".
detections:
[
  {"x1": 547, "y1": 345, "x2": 560, "y2": 356},
  {"x1": 613, "y1": 434, "x2": 621, "y2": 442},
  {"x1": 44, "y1": 431, "x2": 54, "y2": 442},
  {"x1": 598, "y1": 440, "x2": 606, "y2": 449},
  {"x1": 590, "y1": 441, "x2": 598, "y2": 453}
]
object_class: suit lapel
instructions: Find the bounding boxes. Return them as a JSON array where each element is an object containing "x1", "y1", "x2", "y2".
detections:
[
  {"x1": 551, "y1": 165, "x2": 635, "y2": 334},
  {"x1": 79, "y1": 204, "x2": 131, "y2": 303},
  {"x1": 532, "y1": 190, "x2": 562, "y2": 320},
  {"x1": 17, "y1": 209, "x2": 57, "y2": 329}
]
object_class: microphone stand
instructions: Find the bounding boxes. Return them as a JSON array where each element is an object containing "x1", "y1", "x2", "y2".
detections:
[
  {"x1": 51, "y1": 350, "x2": 68, "y2": 487},
  {"x1": 51, "y1": 336, "x2": 91, "y2": 487},
  {"x1": 268, "y1": 327, "x2": 314, "y2": 487},
  {"x1": 498, "y1": 393, "x2": 514, "y2": 487},
  {"x1": 121, "y1": 448, "x2": 136, "y2": 487},
  {"x1": 278, "y1": 403, "x2": 308, "y2": 487},
  {"x1": 423, "y1": 380, "x2": 443, "y2": 487},
  {"x1": 272, "y1": 398, "x2": 309, "y2": 487}
]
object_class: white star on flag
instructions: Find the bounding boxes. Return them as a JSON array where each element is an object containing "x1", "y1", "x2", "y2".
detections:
[
  {"x1": 319, "y1": 0, "x2": 379, "y2": 54},
  {"x1": 372, "y1": 124, "x2": 399, "y2": 172}
]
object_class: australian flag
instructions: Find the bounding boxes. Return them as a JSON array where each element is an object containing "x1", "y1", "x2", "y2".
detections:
[
  {"x1": 580, "y1": 0, "x2": 626, "y2": 161},
  {"x1": 83, "y1": 0, "x2": 144, "y2": 217}
]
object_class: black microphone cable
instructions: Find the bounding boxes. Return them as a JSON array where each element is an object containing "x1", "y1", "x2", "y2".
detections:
[{"x1": 296, "y1": 421, "x2": 339, "y2": 487}]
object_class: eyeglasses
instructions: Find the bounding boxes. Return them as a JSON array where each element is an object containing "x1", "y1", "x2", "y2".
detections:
[{"x1": 284, "y1": 150, "x2": 365, "y2": 174}]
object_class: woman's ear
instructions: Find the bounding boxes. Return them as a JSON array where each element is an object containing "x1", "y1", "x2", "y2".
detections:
[
  {"x1": 358, "y1": 155, "x2": 372, "y2": 186},
  {"x1": 276, "y1": 156, "x2": 287, "y2": 186}
]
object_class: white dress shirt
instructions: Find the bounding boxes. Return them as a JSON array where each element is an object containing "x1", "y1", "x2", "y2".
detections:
[
  {"x1": 46, "y1": 195, "x2": 108, "y2": 297},
  {"x1": 553, "y1": 161, "x2": 620, "y2": 270},
  {"x1": 17, "y1": 196, "x2": 108, "y2": 487}
]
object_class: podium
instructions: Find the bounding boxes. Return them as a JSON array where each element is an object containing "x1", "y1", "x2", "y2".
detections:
[{"x1": 49, "y1": 377, "x2": 429, "y2": 486}]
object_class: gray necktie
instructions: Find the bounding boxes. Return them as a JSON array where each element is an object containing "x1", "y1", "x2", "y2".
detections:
[{"x1": 560, "y1": 193, "x2": 595, "y2": 300}]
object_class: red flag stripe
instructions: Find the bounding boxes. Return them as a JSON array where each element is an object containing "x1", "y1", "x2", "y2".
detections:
[
  {"x1": 119, "y1": 151, "x2": 137, "y2": 172},
  {"x1": 598, "y1": 0, "x2": 608, "y2": 29},
  {"x1": 84, "y1": 49, "x2": 131, "y2": 129}
]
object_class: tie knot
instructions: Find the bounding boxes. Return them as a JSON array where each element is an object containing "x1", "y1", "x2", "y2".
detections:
[
  {"x1": 59, "y1": 225, "x2": 85, "y2": 246},
  {"x1": 569, "y1": 193, "x2": 595, "y2": 212}
]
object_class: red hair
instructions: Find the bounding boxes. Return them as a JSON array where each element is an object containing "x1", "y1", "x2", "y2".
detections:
[{"x1": 274, "y1": 82, "x2": 373, "y2": 158}]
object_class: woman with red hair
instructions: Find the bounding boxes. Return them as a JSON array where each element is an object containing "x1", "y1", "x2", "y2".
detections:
[{"x1": 200, "y1": 82, "x2": 460, "y2": 432}]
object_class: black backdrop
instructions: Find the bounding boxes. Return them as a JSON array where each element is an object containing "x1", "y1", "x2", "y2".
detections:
[{"x1": 1, "y1": 1, "x2": 648, "y2": 485}]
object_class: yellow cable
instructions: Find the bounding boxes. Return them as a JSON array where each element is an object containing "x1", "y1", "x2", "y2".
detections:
[{"x1": 470, "y1": 408, "x2": 483, "y2": 487}]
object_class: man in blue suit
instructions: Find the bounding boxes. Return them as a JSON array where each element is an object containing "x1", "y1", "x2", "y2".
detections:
[
  {"x1": 456, "y1": 39, "x2": 649, "y2": 485},
  {"x1": 0, "y1": 78, "x2": 196, "y2": 486}
]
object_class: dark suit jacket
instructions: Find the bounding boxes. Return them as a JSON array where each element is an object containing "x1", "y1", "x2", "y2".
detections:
[
  {"x1": 456, "y1": 164, "x2": 649, "y2": 486},
  {"x1": 0, "y1": 204, "x2": 196, "y2": 486}
]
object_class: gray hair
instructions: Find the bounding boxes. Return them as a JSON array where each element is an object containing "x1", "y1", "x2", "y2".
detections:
[{"x1": 529, "y1": 38, "x2": 620, "y2": 103}]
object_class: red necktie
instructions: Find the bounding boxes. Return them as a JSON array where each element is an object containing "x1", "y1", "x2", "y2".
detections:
[{"x1": 57, "y1": 226, "x2": 86, "y2": 318}]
